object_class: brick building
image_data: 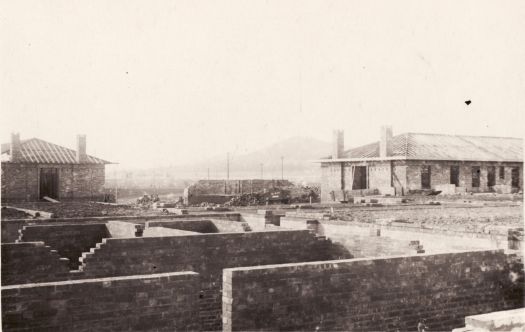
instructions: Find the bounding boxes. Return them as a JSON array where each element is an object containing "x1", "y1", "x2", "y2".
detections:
[
  {"x1": 319, "y1": 127, "x2": 523, "y2": 202},
  {"x1": 1, "y1": 133, "x2": 111, "y2": 202}
]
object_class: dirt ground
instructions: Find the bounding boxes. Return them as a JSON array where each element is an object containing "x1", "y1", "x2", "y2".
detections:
[
  {"x1": 0, "y1": 202, "x2": 164, "y2": 219},
  {"x1": 2, "y1": 195, "x2": 522, "y2": 236},
  {"x1": 1, "y1": 207, "x2": 32, "y2": 220}
]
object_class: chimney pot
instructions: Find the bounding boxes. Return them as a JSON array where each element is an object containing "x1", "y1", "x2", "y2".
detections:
[
  {"x1": 76, "y1": 135, "x2": 87, "y2": 163},
  {"x1": 10, "y1": 132, "x2": 21, "y2": 162},
  {"x1": 332, "y1": 130, "x2": 344, "y2": 159},
  {"x1": 380, "y1": 126, "x2": 393, "y2": 158}
]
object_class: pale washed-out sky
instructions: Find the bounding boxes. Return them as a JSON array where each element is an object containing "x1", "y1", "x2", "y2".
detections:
[{"x1": 1, "y1": 0, "x2": 524, "y2": 168}]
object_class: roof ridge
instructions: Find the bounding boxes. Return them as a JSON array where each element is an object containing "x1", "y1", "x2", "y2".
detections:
[
  {"x1": 2, "y1": 137, "x2": 111, "y2": 164},
  {"x1": 403, "y1": 132, "x2": 523, "y2": 140}
]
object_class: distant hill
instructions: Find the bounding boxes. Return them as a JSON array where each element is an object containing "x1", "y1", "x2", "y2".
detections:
[
  {"x1": 183, "y1": 136, "x2": 331, "y2": 181},
  {"x1": 109, "y1": 136, "x2": 331, "y2": 186}
]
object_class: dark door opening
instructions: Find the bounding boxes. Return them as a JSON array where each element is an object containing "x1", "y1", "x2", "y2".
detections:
[
  {"x1": 511, "y1": 168, "x2": 520, "y2": 189},
  {"x1": 487, "y1": 166, "x2": 496, "y2": 188},
  {"x1": 472, "y1": 166, "x2": 480, "y2": 188},
  {"x1": 40, "y1": 168, "x2": 59, "y2": 199},
  {"x1": 450, "y1": 166, "x2": 460, "y2": 186},
  {"x1": 421, "y1": 165, "x2": 431, "y2": 189},
  {"x1": 352, "y1": 166, "x2": 368, "y2": 190}
]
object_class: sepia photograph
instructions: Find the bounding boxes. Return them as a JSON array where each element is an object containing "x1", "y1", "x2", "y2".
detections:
[{"x1": 1, "y1": 0, "x2": 524, "y2": 331}]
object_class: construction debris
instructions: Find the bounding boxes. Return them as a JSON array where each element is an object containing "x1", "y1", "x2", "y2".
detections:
[{"x1": 43, "y1": 196, "x2": 60, "y2": 203}]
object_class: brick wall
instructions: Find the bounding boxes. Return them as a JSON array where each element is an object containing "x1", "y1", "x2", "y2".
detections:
[
  {"x1": 405, "y1": 161, "x2": 522, "y2": 192},
  {"x1": 80, "y1": 230, "x2": 350, "y2": 330},
  {"x1": 1, "y1": 271, "x2": 200, "y2": 331},
  {"x1": 223, "y1": 250, "x2": 524, "y2": 332},
  {"x1": 320, "y1": 163, "x2": 343, "y2": 202},
  {"x1": 1, "y1": 163, "x2": 106, "y2": 202},
  {"x1": 1, "y1": 242, "x2": 71, "y2": 285},
  {"x1": 321, "y1": 160, "x2": 522, "y2": 198},
  {"x1": 19, "y1": 223, "x2": 110, "y2": 269},
  {"x1": 368, "y1": 162, "x2": 392, "y2": 190},
  {"x1": 1, "y1": 163, "x2": 39, "y2": 201},
  {"x1": 280, "y1": 211, "x2": 513, "y2": 257},
  {"x1": 184, "y1": 179, "x2": 293, "y2": 204},
  {"x1": 59, "y1": 164, "x2": 106, "y2": 200}
]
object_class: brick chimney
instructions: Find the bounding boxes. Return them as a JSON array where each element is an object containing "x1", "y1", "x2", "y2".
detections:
[
  {"x1": 10, "y1": 132, "x2": 22, "y2": 162},
  {"x1": 76, "y1": 134, "x2": 87, "y2": 163},
  {"x1": 332, "y1": 130, "x2": 344, "y2": 159},
  {"x1": 379, "y1": 126, "x2": 393, "y2": 159}
]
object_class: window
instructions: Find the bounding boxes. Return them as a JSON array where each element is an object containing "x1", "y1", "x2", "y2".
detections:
[
  {"x1": 472, "y1": 166, "x2": 480, "y2": 188},
  {"x1": 499, "y1": 166, "x2": 505, "y2": 179},
  {"x1": 421, "y1": 165, "x2": 431, "y2": 189},
  {"x1": 450, "y1": 166, "x2": 460, "y2": 186}
]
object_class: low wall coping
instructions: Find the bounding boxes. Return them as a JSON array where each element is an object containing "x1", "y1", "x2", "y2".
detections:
[
  {"x1": 2, "y1": 271, "x2": 199, "y2": 290},
  {"x1": 224, "y1": 249, "x2": 505, "y2": 273}
]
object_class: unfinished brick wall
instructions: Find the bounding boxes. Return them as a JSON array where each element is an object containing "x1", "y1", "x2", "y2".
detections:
[
  {"x1": 223, "y1": 250, "x2": 524, "y2": 332},
  {"x1": 320, "y1": 160, "x2": 522, "y2": 198},
  {"x1": 184, "y1": 179, "x2": 293, "y2": 204},
  {"x1": 80, "y1": 230, "x2": 351, "y2": 330},
  {"x1": 1, "y1": 163, "x2": 106, "y2": 202},
  {"x1": 405, "y1": 161, "x2": 523, "y2": 192},
  {"x1": 1, "y1": 242, "x2": 71, "y2": 285},
  {"x1": 1, "y1": 271, "x2": 200, "y2": 331},
  {"x1": 19, "y1": 223, "x2": 110, "y2": 269}
]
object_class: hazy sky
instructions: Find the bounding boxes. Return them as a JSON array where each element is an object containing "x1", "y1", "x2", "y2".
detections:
[{"x1": 1, "y1": 0, "x2": 524, "y2": 168}]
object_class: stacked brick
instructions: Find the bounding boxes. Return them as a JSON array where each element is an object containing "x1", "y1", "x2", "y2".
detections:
[
  {"x1": 223, "y1": 250, "x2": 524, "y2": 331},
  {"x1": 1, "y1": 271, "x2": 200, "y2": 331}
]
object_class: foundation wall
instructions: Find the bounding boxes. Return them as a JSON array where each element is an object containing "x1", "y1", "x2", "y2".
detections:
[
  {"x1": 19, "y1": 223, "x2": 110, "y2": 269},
  {"x1": 280, "y1": 217, "x2": 509, "y2": 257},
  {"x1": 80, "y1": 230, "x2": 348, "y2": 330},
  {"x1": 1, "y1": 271, "x2": 200, "y2": 332},
  {"x1": 1, "y1": 242, "x2": 72, "y2": 286},
  {"x1": 223, "y1": 250, "x2": 524, "y2": 332}
]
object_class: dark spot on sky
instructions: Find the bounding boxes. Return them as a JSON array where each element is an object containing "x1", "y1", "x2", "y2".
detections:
[
  {"x1": 465, "y1": 100, "x2": 471, "y2": 105},
  {"x1": 126, "y1": 71, "x2": 128, "y2": 74}
]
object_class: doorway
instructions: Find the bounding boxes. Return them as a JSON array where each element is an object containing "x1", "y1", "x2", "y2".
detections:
[
  {"x1": 511, "y1": 168, "x2": 520, "y2": 189},
  {"x1": 450, "y1": 166, "x2": 460, "y2": 187},
  {"x1": 352, "y1": 166, "x2": 368, "y2": 190},
  {"x1": 421, "y1": 165, "x2": 431, "y2": 189},
  {"x1": 40, "y1": 168, "x2": 59, "y2": 199},
  {"x1": 487, "y1": 166, "x2": 496, "y2": 188}
]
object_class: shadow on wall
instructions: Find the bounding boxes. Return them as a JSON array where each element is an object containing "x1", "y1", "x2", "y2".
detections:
[{"x1": 147, "y1": 220, "x2": 219, "y2": 233}]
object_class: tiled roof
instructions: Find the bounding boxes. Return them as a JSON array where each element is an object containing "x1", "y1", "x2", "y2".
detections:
[
  {"x1": 325, "y1": 133, "x2": 523, "y2": 162},
  {"x1": 1, "y1": 138, "x2": 110, "y2": 164}
]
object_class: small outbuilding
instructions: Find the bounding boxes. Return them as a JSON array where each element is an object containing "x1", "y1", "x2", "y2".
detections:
[
  {"x1": 1, "y1": 133, "x2": 111, "y2": 202},
  {"x1": 318, "y1": 127, "x2": 523, "y2": 202}
]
